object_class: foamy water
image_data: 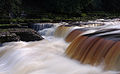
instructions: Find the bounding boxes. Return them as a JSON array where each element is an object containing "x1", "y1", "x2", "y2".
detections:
[
  {"x1": 0, "y1": 20, "x2": 120, "y2": 74},
  {"x1": 0, "y1": 38, "x2": 117, "y2": 74}
]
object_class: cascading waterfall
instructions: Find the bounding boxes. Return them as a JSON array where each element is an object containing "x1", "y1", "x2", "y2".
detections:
[
  {"x1": 0, "y1": 20, "x2": 119, "y2": 74},
  {"x1": 54, "y1": 20, "x2": 120, "y2": 71},
  {"x1": 30, "y1": 23, "x2": 54, "y2": 31}
]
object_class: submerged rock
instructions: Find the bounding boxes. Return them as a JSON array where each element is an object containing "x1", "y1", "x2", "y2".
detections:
[{"x1": 0, "y1": 28, "x2": 44, "y2": 43}]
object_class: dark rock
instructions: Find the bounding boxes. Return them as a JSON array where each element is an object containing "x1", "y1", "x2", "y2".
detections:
[
  {"x1": 0, "y1": 24, "x2": 29, "y2": 29},
  {"x1": 0, "y1": 28, "x2": 44, "y2": 43},
  {"x1": 0, "y1": 32, "x2": 20, "y2": 43}
]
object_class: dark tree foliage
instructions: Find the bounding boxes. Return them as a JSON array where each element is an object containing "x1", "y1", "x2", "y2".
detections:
[
  {"x1": 23, "y1": 0, "x2": 120, "y2": 13},
  {"x1": 101, "y1": 0, "x2": 120, "y2": 12},
  {"x1": 23, "y1": 0, "x2": 92, "y2": 14},
  {"x1": 0, "y1": 0, "x2": 22, "y2": 18},
  {"x1": 86, "y1": 0, "x2": 120, "y2": 12},
  {"x1": 1, "y1": 0, "x2": 120, "y2": 18}
]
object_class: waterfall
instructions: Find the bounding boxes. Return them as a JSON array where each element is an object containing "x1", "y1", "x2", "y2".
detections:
[
  {"x1": 30, "y1": 23, "x2": 54, "y2": 31},
  {"x1": 0, "y1": 39, "x2": 117, "y2": 74},
  {"x1": 0, "y1": 19, "x2": 120, "y2": 74},
  {"x1": 53, "y1": 20, "x2": 120, "y2": 71}
]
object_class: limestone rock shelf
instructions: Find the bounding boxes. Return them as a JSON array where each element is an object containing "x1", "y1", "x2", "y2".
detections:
[{"x1": 0, "y1": 28, "x2": 44, "y2": 44}]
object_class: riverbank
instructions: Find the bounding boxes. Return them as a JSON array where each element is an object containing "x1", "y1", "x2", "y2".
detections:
[
  {"x1": 1, "y1": 12, "x2": 120, "y2": 24},
  {"x1": 0, "y1": 13, "x2": 119, "y2": 44},
  {"x1": 0, "y1": 24, "x2": 44, "y2": 44}
]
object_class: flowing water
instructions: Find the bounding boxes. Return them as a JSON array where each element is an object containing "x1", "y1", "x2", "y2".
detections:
[{"x1": 0, "y1": 20, "x2": 120, "y2": 74}]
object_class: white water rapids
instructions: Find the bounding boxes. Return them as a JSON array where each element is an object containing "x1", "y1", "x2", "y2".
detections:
[{"x1": 0, "y1": 20, "x2": 120, "y2": 74}]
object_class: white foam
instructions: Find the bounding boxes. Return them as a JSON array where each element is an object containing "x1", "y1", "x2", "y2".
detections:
[
  {"x1": 0, "y1": 19, "x2": 120, "y2": 74},
  {"x1": 0, "y1": 39, "x2": 118, "y2": 74}
]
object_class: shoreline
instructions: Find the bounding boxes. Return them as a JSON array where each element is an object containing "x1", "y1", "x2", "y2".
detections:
[{"x1": 0, "y1": 24, "x2": 44, "y2": 44}]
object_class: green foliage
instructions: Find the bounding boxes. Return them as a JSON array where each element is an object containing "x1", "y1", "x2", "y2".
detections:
[
  {"x1": 0, "y1": 0, "x2": 22, "y2": 18},
  {"x1": 23, "y1": 0, "x2": 92, "y2": 14},
  {"x1": 0, "y1": 24, "x2": 11, "y2": 26},
  {"x1": 101, "y1": 0, "x2": 120, "y2": 12},
  {"x1": 1, "y1": 0, "x2": 120, "y2": 21},
  {"x1": 81, "y1": 13, "x2": 87, "y2": 17},
  {"x1": 85, "y1": 0, "x2": 120, "y2": 12}
]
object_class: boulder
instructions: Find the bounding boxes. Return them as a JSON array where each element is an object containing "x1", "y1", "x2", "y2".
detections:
[{"x1": 0, "y1": 28, "x2": 44, "y2": 43}]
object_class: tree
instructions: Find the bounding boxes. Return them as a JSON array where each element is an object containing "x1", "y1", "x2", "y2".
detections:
[
  {"x1": 40, "y1": 0, "x2": 92, "y2": 14},
  {"x1": 0, "y1": 0, "x2": 22, "y2": 18},
  {"x1": 101, "y1": 0, "x2": 120, "y2": 12}
]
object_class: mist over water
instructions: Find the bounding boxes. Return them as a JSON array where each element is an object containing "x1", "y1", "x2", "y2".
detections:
[
  {"x1": 0, "y1": 20, "x2": 119, "y2": 74},
  {"x1": 0, "y1": 39, "x2": 117, "y2": 74}
]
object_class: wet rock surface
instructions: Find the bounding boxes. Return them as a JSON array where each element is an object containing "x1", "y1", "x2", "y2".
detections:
[{"x1": 0, "y1": 28, "x2": 44, "y2": 43}]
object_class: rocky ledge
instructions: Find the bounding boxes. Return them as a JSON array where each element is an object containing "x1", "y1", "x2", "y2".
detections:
[{"x1": 0, "y1": 28, "x2": 44, "y2": 44}]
